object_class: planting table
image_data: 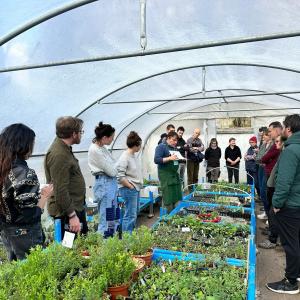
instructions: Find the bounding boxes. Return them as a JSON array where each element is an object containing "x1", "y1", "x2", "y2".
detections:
[
  {"x1": 184, "y1": 182, "x2": 255, "y2": 211},
  {"x1": 155, "y1": 199, "x2": 256, "y2": 300}
]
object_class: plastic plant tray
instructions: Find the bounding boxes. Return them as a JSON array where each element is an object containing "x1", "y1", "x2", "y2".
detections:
[
  {"x1": 169, "y1": 201, "x2": 252, "y2": 216},
  {"x1": 167, "y1": 201, "x2": 256, "y2": 236},
  {"x1": 153, "y1": 248, "x2": 245, "y2": 267},
  {"x1": 191, "y1": 191, "x2": 251, "y2": 197},
  {"x1": 155, "y1": 200, "x2": 256, "y2": 300}
]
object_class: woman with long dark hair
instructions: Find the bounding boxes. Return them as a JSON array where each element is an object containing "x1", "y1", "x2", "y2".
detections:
[
  {"x1": 0, "y1": 124, "x2": 53, "y2": 261},
  {"x1": 88, "y1": 122, "x2": 119, "y2": 237}
]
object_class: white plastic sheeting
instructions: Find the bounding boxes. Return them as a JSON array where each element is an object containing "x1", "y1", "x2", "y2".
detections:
[{"x1": 1, "y1": 0, "x2": 300, "y2": 154}]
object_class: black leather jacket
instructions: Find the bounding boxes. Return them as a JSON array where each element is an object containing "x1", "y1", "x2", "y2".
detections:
[{"x1": 0, "y1": 158, "x2": 42, "y2": 225}]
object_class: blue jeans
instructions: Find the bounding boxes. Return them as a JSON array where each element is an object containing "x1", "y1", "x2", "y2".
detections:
[
  {"x1": 93, "y1": 175, "x2": 119, "y2": 236},
  {"x1": 258, "y1": 165, "x2": 268, "y2": 212},
  {"x1": 119, "y1": 187, "x2": 139, "y2": 233}
]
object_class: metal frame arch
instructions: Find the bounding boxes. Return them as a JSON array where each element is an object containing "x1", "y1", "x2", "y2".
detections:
[
  {"x1": 138, "y1": 88, "x2": 300, "y2": 152},
  {"x1": 76, "y1": 62, "x2": 300, "y2": 118},
  {"x1": 0, "y1": 0, "x2": 99, "y2": 46},
  {"x1": 2, "y1": 30, "x2": 300, "y2": 73},
  {"x1": 110, "y1": 87, "x2": 300, "y2": 150}
]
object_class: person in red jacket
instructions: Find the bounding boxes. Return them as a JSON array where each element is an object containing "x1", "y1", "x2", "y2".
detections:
[{"x1": 258, "y1": 121, "x2": 282, "y2": 220}]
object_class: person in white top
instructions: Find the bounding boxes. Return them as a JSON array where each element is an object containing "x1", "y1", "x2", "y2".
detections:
[
  {"x1": 117, "y1": 131, "x2": 143, "y2": 233},
  {"x1": 88, "y1": 122, "x2": 119, "y2": 237}
]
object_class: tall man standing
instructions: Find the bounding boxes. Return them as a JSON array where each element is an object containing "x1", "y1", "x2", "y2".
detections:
[
  {"x1": 158, "y1": 124, "x2": 175, "y2": 144},
  {"x1": 266, "y1": 114, "x2": 300, "y2": 295},
  {"x1": 186, "y1": 128, "x2": 204, "y2": 190},
  {"x1": 44, "y1": 116, "x2": 87, "y2": 238},
  {"x1": 225, "y1": 137, "x2": 242, "y2": 183}
]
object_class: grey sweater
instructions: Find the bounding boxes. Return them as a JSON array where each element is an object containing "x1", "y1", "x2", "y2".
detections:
[{"x1": 116, "y1": 151, "x2": 143, "y2": 191}]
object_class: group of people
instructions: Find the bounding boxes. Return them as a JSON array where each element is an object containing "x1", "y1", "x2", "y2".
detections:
[
  {"x1": 243, "y1": 116, "x2": 300, "y2": 295},
  {"x1": 155, "y1": 123, "x2": 260, "y2": 188},
  {"x1": 1, "y1": 114, "x2": 300, "y2": 296},
  {"x1": 254, "y1": 115, "x2": 300, "y2": 295},
  {"x1": 0, "y1": 117, "x2": 143, "y2": 261},
  {"x1": 154, "y1": 116, "x2": 300, "y2": 294}
]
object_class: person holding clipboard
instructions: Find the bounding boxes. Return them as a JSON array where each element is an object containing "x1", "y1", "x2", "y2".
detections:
[{"x1": 154, "y1": 131, "x2": 183, "y2": 213}]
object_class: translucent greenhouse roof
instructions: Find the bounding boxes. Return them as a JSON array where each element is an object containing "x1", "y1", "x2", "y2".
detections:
[{"x1": 1, "y1": 0, "x2": 300, "y2": 153}]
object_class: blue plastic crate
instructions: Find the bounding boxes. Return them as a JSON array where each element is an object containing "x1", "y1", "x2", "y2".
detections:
[{"x1": 153, "y1": 248, "x2": 246, "y2": 267}]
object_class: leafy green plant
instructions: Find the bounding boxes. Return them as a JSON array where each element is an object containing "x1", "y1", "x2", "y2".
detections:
[
  {"x1": 62, "y1": 272, "x2": 107, "y2": 300},
  {"x1": 0, "y1": 244, "x2": 8, "y2": 264},
  {"x1": 0, "y1": 243, "x2": 86, "y2": 299},
  {"x1": 130, "y1": 260, "x2": 247, "y2": 300},
  {"x1": 123, "y1": 226, "x2": 154, "y2": 255},
  {"x1": 89, "y1": 236, "x2": 135, "y2": 287},
  {"x1": 73, "y1": 231, "x2": 103, "y2": 255},
  {"x1": 153, "y1": 216, "x2": 249, "y2": 259}
]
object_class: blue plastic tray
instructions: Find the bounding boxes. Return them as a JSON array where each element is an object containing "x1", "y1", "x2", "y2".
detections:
[{"x1": 153, "y1": 248, "x2": 246, "y2": 267}]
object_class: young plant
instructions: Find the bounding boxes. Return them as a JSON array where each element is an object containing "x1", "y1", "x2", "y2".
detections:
[
  {"x1": 89, "y1": 236, "x2": 135, "y2": 287},
  {"x1": 124, "y1": 226, "x2": 154, "y2": 255}
]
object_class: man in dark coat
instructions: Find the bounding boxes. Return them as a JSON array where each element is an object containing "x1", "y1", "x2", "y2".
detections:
[{"x1": 266, "y1": 114, "x2": 300, "y2": 295}]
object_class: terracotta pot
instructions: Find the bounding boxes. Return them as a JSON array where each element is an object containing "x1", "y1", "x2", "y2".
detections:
[
  {"x1": 81, "y1": 250, "x2": 91, "y2": 259},
  {"x1": 131, "y1": 257, "x2": 145, "y2": 281},
  {"x1": 107, "y1": 283, "x2": 129, "y2": 300},
  {"x1": 133, "y1": 250, "x2": 153, "y2": 266}
]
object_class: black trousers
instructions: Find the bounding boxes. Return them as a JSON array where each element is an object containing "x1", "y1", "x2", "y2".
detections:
[
  {"x1": 274, "y1": 207, "x2": 300, "y2": 280},
  {"x1": 227, "y1": 166, "x2": 239, "y2": 183},
  {"x1": 266, "y1": 187, "x2": 279, "y2": 243},
  {"x1": 0, "y1": 222, "x2": 44, "y2": 261},
  {"x1": 255, "y1": 164, "x2": 260, "y2": 197},
  {"x1": 56, "y1": 209, "x2": 88, "y2": 240}
]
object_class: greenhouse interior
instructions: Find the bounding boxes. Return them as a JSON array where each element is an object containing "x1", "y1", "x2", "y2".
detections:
[{"x1": 1, "y1": 1, "x2": 300, "y2": 299}]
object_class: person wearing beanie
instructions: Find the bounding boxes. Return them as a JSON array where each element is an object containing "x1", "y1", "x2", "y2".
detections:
[{"x1": 245, "y1": 136, "x2": 259, "y2": 186}]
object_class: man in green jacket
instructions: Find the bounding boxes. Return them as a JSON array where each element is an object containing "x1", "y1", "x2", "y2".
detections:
[
  {"x1": 44, "y1": 116, "x2": 87, "y2": 238},
  {"x1": 266, "y1": 114, "x2": 300, "y2": 295}
]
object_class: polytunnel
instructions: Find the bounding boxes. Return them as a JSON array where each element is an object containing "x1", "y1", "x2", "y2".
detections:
[
  {"x1": 2, "y1": 0, "x2": 300, "y2": 154},
  {"x1": 1, "y1": 1, "x2": 300, "y2": 298}
]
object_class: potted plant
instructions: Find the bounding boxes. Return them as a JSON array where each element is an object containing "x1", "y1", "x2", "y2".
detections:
[
  {"x1": 73, "y1": 232, "x2": 104, "y2": 258},
  {"x1": 62, "y1": 272, "x2": 108, "y2": 300},
  {"x1": 124, "y1": 226, "x2": 154, "y2": 266},
  {"x1": 88, "y1": 236, "x2": 135, "y2": 300},
  {"x1": 131, "y1": 257, "x2": 145, "y2": 281}
]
